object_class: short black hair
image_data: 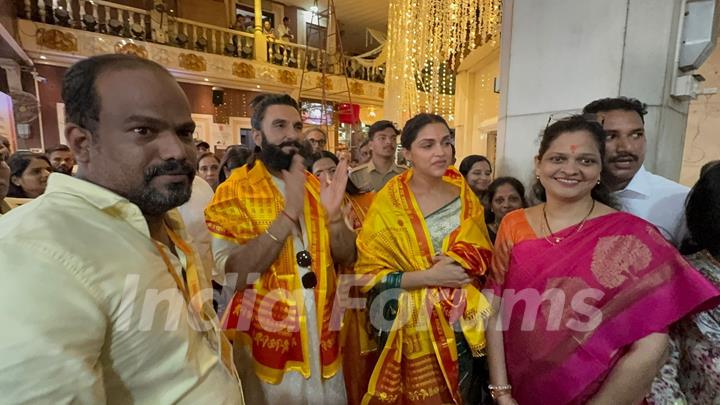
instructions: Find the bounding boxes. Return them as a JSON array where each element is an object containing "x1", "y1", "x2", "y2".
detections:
[
  {"x1": 582, "y1": 97, "x2": 648, "y2": 123},
  {"x1": 368, "y1": 120, "x2": 399, "y2": 140},
  {"x1": 45, "y1": 144, "x2": 71, "y2": 155},
  {"x1": 359, "y1": 138, "x2": 369, "y2": 149},
  {"x1": 250, "y1": 93, "x2": 300, "y2": 131},
  {"x1": 459, "y1": 155, "x2": 492, "y2": 178},
  {"x1": 686, "y1": 163, "x2": 720, "y2": 257},
  {"x1": 196, "y1": 141, "x2": 210, "y2": 150},
  {"x1": 62, "y1": 54, "x2": 172, "y2": 134}
]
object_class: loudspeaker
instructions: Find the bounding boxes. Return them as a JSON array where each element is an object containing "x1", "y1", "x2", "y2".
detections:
[{"x1": 212, "y1": 87, "x2": 224, "y2": 106}]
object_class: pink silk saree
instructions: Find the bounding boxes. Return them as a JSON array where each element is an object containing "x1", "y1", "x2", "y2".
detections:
[{"x1": 492, "y1": 211, "x2": 720, "y2": 404}]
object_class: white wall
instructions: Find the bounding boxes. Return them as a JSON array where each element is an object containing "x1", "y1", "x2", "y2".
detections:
[
  {"x1": 496, "y1": 0, "x2": 690, "y2": 184},
  {"x1": 455, "y1": 46, "x2": 500, "y2": 167}
]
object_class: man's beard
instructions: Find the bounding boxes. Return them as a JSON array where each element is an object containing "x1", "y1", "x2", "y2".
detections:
[
  {"x1": 259, "y1": 134, "x2": 308, "y2": 172},
  {"x1": 54, "y1": 165, "x2": 73, "y2": 175},
  {"x1": 127, "y1": 159, "x2": 195, "y2": 216}
]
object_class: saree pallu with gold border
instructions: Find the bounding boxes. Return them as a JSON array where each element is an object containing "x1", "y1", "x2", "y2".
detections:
[
  {"x1": 355, "y1": 168, "x2": 493, "y2": 405},
  {"x1": 205, "y1": 161, "x2": 341, "y2": 385},
  {"x1": 493, "y1": 211, "x2": 720, "y2": 404},
  {"x1": 339, "y1": 192, "x2": 379, "y2": 405}
]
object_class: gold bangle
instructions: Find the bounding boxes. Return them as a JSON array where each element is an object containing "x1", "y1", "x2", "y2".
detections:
[
  {"x1": 489, "y1": 384, "x2": 512, "y2": 401},
  {"x1": 265, "y1": 229, "x2": 282, "y2": 243}
]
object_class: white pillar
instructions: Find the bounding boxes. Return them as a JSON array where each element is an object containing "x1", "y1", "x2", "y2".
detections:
[{"x1": 496, "y1": 0, "x2": 690, "y2": 184}]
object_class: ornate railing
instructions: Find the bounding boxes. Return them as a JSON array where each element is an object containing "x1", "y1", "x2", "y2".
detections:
[
  {"x1": 16, "y1": 0, "x2": 386, "y2": 83},
  {"x1": 17, "y1": 0, "x2": 255, "y2": 59}
]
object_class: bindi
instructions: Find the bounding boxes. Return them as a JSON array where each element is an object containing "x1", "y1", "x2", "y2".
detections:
[{"x1": 570, "y1": 144, "x2": 578, "y2": 154}]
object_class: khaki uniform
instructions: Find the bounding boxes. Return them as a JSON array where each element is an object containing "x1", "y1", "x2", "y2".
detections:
[{"x1": 350, "y1": 160, "x2": 407, "y2": 192}]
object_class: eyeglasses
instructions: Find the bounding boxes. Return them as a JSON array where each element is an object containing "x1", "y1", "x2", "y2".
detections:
[
  {"x1": 308, "y1": 138, "x2": 327, "y2": 146},
  {"x1": 296, "y1": 250, "x2": 317, "y2": 288},
  {"x1": 540, "y1": 113, "x2": 605, "y2": 142},
  {"x1": 543, "y1": 112, "x2": 603, "y2": 133}
]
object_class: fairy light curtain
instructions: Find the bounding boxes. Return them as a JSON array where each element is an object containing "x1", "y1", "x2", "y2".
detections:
[{"x1": 383, "y1": 0, "x2": 501, "y2": 123}]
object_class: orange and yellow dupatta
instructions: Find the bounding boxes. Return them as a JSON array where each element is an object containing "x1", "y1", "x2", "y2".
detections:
[
  {"x1": 355, "y1": 167, "x2": 493, "y2": 405},
  {"x1": 205, "y1": 160, "x2": 341, "y2": 385}
]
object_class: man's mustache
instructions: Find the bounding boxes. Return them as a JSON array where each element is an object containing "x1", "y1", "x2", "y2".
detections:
[
  {"x1": 278, "y1": 140, "x2": 304, "y2": 150},
  {"x1": 144, "y1": 160, "x2": 195, "y2": 182},
  {"x1": 609, "y1": 153, "x2": 638, "y2": 163}
]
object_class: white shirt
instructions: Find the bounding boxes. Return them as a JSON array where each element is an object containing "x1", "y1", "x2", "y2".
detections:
[
  {"x1": 211, "y1": 175, "x2": 346, "y2": 404},
  {"x1": 178, "y1": 177, "x2": 217, "y2": 281},
  {"x1": 613, "y1": 165, "x2": 689, "y2": 246},
  {"x1": 0, "y1": 174, "x2": 244, "y2": 404}
]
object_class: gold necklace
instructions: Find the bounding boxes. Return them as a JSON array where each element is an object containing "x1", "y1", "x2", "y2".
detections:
[{"x1": 542, "y1": 200, "x2": 596, "y2": 245}]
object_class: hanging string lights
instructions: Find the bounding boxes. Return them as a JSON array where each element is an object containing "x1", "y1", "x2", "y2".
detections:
[{"x1": 384, "y1": 0, "x2": 502, "y2": 122}]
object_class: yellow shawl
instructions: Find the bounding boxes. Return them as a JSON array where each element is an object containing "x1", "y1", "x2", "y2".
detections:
[
  {"x1": 355, "y1": 167, "x2": 493, "y2": 404},
  {"x1": 205, "y1": 160, "x2": 340, "y2": 384}
]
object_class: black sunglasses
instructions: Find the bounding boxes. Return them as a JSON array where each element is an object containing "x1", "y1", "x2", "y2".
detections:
[{"x1": 296, "y1": 250, "x2": 316, "y2": 288}]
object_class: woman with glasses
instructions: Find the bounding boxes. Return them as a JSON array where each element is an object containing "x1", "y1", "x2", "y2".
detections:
[
  {"x1": 304, "y1": 127, "x2": 328, "y2": 155},
  {"x1": 356, "y1": 113, "x2": 494, "y2": 404},
  {"x1": 484, "y1": 115, "x2": 719, "y2": 404}
]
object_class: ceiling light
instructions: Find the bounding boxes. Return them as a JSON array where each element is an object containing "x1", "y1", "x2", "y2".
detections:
[
  {"x1": 40, "y1": 55, "x2": 47, "y2": 60},
  {"x1": 256, "y1": 85, "x2": 261, "y2": 89},
  {"x1": 204, "y1": 78, "x2": 209, "y2": 82}
]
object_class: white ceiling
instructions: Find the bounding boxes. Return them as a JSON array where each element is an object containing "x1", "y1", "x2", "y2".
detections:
[{"x1": 277, "y1": 0, "x2": 389, "y2": 54}]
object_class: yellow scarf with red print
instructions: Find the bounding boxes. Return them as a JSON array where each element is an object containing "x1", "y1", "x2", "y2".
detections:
[
  {"x1": 205, "y1": 160, "x2": 340, "y2": 384},
  {"x1": 355, "y1": 167, "x2": 493, "y2": 404}
]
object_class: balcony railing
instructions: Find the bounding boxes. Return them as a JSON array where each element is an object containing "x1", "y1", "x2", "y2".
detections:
[
  {"x1": 16, "y1": 0, "x2": 386, "y2": 83},
  {"x1": 18, "y1": 0, "x2": 255, "y2": 58}
]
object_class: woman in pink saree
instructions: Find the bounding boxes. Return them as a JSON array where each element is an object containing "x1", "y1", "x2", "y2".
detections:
[{"x1": 484, "y1": 115, "x2": 720, "y2": 404}]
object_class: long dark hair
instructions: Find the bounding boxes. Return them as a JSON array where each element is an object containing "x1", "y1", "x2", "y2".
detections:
[
  {"x1": 684, "y1": 164, "x2": 720, "y2": 257},
  {"x1": 7, "y1": 152, "x2": 51, "y2": 198},
  {"x1": 532, "y1": 115, "x2": 616, "y2": 208}
]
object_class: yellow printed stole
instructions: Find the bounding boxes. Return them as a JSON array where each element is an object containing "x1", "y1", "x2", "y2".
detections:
[
  {"x1": 355, "y1": 167, "x2": 493, "y2": 405},
  {"x1": 153, "y1": 211, "x2": 239, "y2": 382},
  {"x1": 205, "y1": 160, "x2": 340, "y2": 384}
]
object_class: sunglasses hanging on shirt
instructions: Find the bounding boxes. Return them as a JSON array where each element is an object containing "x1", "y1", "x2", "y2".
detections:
[{"x1": 287, "y1": 215, "x2": 317, "y2": 289}]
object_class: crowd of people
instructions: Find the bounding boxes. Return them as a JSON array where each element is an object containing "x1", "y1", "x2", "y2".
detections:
[{"x1": 1, "y1": 54, "x2": 719, "y2": 405}]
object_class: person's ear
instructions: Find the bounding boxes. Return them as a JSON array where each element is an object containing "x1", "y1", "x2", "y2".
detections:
[
  {"x1": 66, "y1": 123, "x2": 92, "y2": 164},
  {"x1": 252, "y1": 129, "x2": 263, "y2": 149}
]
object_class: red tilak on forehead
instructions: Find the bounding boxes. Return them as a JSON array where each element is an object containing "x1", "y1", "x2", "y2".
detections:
[{"x1": 570, "y1": 144, "x2": 578, "y2": 154}]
